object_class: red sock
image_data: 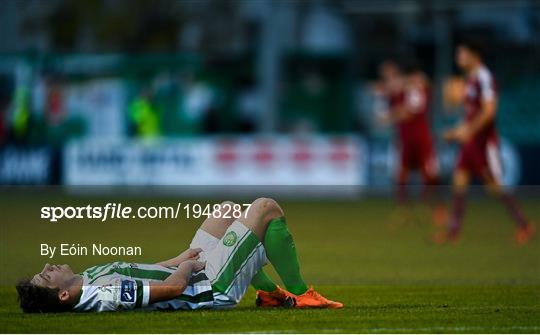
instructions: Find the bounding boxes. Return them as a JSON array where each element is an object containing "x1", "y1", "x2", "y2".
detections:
[
  {"x1": 500, "y1": 194, "x2": 528, "y2": 228},
  {"x1": 449, "y1": 193, "x2": 466, "y2": 234}
]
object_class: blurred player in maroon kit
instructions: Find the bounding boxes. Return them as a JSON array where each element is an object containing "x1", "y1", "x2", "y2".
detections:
[
  {"x1": 440, "y1": 40, "x2": 535, "y2": 244},
  {"x1": 377, "y1": 61, "x2": 446, "y2": 225}
]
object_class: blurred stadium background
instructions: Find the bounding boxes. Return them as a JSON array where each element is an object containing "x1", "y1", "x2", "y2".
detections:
[{"x1": 0, "y1": 0, "x2": 539, "y2": 190}]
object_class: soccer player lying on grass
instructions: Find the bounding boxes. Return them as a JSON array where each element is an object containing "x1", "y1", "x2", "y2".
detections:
[{"x1": 16, "y1": 198, "x2": 343, "y2": 313}]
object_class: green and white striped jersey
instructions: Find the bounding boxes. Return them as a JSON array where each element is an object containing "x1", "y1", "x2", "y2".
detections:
[{"x1": 72, "y1": 262, "x2": 214, "y2": 312}]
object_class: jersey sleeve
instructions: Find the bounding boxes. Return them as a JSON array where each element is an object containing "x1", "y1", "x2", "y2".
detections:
[
  {"x1": 83, "y1": 275, "x2": 150, "y2": 312},
  {"x1": 478, "y1": 68, "x2": 496, "y2": 102}
]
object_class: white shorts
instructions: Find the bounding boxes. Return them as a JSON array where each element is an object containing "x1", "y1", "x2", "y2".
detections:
[{"x1": 189, "y1": 221, "x2": 266, "y2": 307}]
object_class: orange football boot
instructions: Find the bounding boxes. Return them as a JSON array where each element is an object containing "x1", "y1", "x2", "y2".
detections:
[
  {"x1": 289, "y1": 286, "x2": 343, "y2": 309},
  {"x1": 515, "y1": 223, "x2": 535, "y2": 245},
  {"x1": 255, "y1": 286, "x2": 291, "y2": 307}
]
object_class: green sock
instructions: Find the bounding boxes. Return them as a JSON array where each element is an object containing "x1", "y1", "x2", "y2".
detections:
[
  {"x1": 263, "y1": 217, "x2": 308, "y2": 295},
  {"x1": 250, "y1": 269, "x2": 278, "y2": 292}
]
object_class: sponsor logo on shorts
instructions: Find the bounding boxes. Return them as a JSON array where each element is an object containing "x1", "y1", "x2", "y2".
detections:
[
  {"x1": 120, "y1": 280, "x2": 135, "y2": 302},
  {"x1": 223, "y1": 231, "x2": 238, "y2": 247}
]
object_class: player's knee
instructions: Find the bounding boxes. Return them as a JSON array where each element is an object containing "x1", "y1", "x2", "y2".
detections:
[
  {"x1": 250, "y1": 197, "x2": 284, "y2": 222},
  {"x1": 453, "y1": 184, "x2": 467, "y2": 195},
  {"x1": 485, "y1": 180, "x2": 503, "y2": 197},
  {"x1": 239, "y1": 198, "x2": 283, "y2": 241},
  {"x1": 453, "y1": 177, "x2": 468, "y2": 194},
  {"x1": 251, "y1": 197, "x2": 283, "y2": 214},
  {"x1": 453, "y1": 171, "x2": 469, "y2": 194}
]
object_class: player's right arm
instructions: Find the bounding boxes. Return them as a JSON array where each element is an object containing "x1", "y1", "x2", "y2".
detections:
[
  {"x1": 148, "y1": 260, "x2": 206, "y2": 304},
  {"x1": 155, "y1": 248, "x2": 202, "y2": 267}
]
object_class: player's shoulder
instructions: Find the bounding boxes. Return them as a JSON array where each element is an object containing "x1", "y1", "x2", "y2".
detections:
[
  {"x1": 476, "y1": 65, "x2": 495, "y2": 85},
  {"x1": 73, "y1": 280, "x2": 103, "y2": 312}
]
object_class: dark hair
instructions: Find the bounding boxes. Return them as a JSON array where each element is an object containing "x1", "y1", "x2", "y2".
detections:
[
  {"x1": 16, "y1": 278, "x2": 71, "y2": 313},
  {"x1": 458, "y1": 38, "x2": 485, "y2": 59},
  {"x1": 380, "y1": 59, "x2": 402, "y2": 72},
  {"x1": 402, "y1": 60, "x2": 423, "y2": 75}
]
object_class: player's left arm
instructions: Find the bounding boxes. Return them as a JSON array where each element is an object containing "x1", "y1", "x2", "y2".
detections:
[
  {"x1": 148, "y1": 260, "x2": 206, "y2": 304},
  {"x1": 445, "y1": 70, "x2": 497, "y2": 143},
  {"x1": 445, "y1": 100, "x2": 496, "y2": 143},
  {"x1": 155, "y1": 248, "x2": 202, "y2": 267}
]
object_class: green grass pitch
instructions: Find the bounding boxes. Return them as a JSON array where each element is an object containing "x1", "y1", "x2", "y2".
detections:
[{"x1": 0, "y1": 194, "x2": 539, "y2": 333}]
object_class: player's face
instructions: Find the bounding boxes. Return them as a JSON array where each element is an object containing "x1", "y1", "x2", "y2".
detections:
[
  {"x1": 407, "y1": 72, "x2": 423, "y2": 86},
  {"x1": 456, "y1": 46, "x2": 474, "y2": 70},
  {"x1": 379, "y1": 62, "x2": 400, "y2": 82},
  {"x1": 31, "y1": 264, "x2": 74, "y2": 289}
]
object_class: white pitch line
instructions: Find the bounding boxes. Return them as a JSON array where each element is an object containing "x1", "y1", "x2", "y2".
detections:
[{"x1": 244, "y1": 325, "x2": 540, "y2": 334}]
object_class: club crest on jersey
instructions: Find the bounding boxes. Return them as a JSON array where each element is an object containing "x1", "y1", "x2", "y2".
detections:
[
  {"x1": 120, "y1": 280, "x2": 135, "y2": 302},
  {"x1": 223, "y1": 231, "x2": 238, "y2": 247}
]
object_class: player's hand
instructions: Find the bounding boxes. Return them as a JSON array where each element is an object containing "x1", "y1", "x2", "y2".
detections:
[
  {"x1": 443, "y1": 124, "x2": 472, "y2": 143},
  {"x1": 443, "y1": 76, "x2": 465, "y2": 109},
  {"x1": 179, "y1": 248, "x2": 202, "y2": 262},
  {"x1": 190, "y1": 260, "x2": 206, "y2": 272},
  {"x1": 443, "y1": 128, "x2": 457, "y2": 142},
  {"x1": 452, "y1": 124, "x2": 473, "y2": 143}
]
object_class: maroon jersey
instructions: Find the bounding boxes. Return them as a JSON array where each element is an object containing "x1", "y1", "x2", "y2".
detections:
[
  {"x1": 464, "y1": 65, "x2": 498, "y2": 145},
  {"x1": 456, "y1": 65, "x2": 502, "y2": 181},
  {"x1": 390, "y1": 87, "x2": 438, "y2": 180},
  {"x1": 397, "y1": 85, "x2": 432, "y2": 144}
]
